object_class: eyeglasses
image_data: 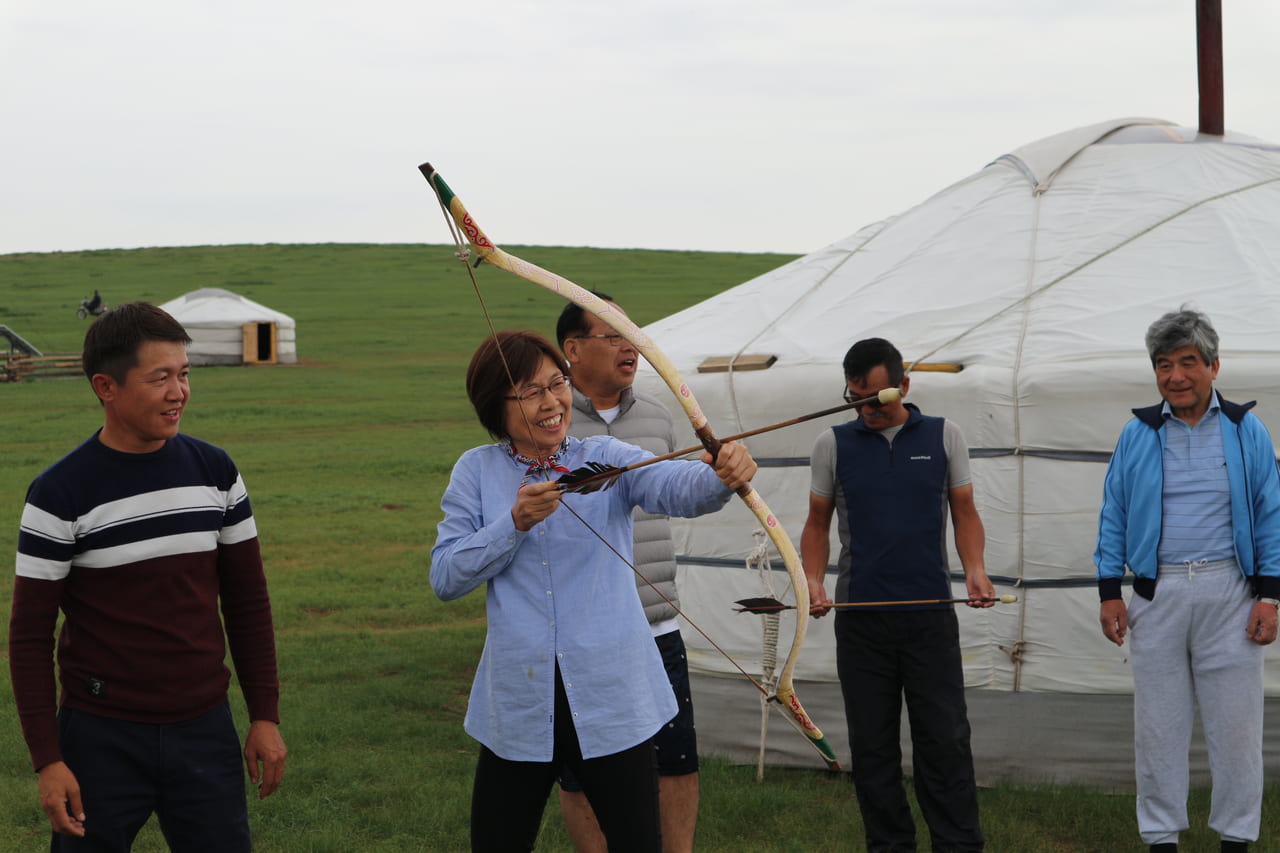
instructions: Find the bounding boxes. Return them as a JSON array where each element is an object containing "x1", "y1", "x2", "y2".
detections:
[
  {"x1": 843, "y1": 385, "x2": 889, "y2": 408},
  {"x1": 506, "y1": 375, "x2": 572, "y2": 404},
  {"x1": 572, "y1": 333, "x2": 625, "y2": 347}
]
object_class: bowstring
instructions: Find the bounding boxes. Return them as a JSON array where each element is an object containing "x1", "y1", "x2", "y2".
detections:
[{"x1": 429, "y1": 181, "x2": 771, "y2": 697}]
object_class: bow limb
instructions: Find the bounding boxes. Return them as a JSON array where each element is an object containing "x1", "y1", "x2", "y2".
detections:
[{"x1": 420, "y1": 163, "x2": 840, "y2": 770}]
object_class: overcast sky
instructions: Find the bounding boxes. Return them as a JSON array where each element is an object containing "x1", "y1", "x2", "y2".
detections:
[{"x1": 3, "y1": 1, "x2": 1277, "y2": 256}]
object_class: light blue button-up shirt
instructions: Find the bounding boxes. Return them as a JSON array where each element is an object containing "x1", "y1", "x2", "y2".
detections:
[
  {"x1": 431, "y1": 434, "x2": 732, "y2": 762},
  {"x1": 1159, "y1": 391, "x2": 1235, "y2": 564}
]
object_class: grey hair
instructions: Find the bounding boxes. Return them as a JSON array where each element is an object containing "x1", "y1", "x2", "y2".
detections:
[{"x1": 1145, "y1": 306, "x2": 1219, "y2": 364}]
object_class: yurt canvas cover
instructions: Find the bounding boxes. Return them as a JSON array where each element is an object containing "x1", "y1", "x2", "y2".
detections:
[
  {"x1": 160, "y1": 288, "x2": 297, "y2": 366},
  {"x1": 633, "y1": 119, "x2": 1280, "y2": 782}
]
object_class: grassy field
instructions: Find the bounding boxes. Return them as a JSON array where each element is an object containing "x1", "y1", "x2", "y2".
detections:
[{"x1": 2, "y1": 243, "x2": 1279, "y2": 852}]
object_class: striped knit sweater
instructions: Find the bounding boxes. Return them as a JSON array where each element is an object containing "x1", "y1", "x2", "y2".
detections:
[{"x1": 10, "y1": 431, "x2": 279, "y2": 771}]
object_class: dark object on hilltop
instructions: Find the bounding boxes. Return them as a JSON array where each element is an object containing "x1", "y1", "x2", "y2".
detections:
[{"x1": 77, "y1": 290, "x2": 107, "y2": 319}]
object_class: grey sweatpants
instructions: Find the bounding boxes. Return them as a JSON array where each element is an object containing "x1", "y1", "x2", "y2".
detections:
[{"x1": 1128, "y1": 558, "x2": 1264, "y2": 845}]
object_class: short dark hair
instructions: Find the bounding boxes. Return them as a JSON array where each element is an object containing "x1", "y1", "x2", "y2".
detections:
[
  {"x1": 1145, "y1": 306, "x2": 1219, "y2": 365},
  {"x1": 82, "y1": 301, "x2": 192, "y2": 384},
  {"x1": 555, "y1": 290, "x2": 614, "y2": 349},
  {"x1": 466, "y1": 331, "x2": 569, "y2": 440},
  {"x1": 842, "y1": 337, "x2": 904, "y2": 385}
]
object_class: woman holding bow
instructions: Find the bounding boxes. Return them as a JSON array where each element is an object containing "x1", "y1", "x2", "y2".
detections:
[{"x1": 431, "y1": 330, "x2": 755, "y2": 852}]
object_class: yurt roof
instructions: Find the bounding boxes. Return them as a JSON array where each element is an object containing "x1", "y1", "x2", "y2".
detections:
[
  {"x1": 639, "y1": 117, "x2": 1280, "y2": 430},
  {"x1": 160, "y1": 288, "x2": 295, "y2": 327}
]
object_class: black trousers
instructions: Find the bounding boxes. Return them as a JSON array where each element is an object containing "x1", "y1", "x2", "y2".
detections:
[
  {"x1": 51, "y1": 703, "x2": 250, "y2": 853},
  {"x1": 835, "y1": 609, "x2": 984, "y2": 853},
  {"x1": 469, "y1": 667, "x2": 661, "y2": 852}
]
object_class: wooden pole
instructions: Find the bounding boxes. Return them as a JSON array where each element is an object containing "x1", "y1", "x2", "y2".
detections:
[{"x1": 1197, "y1": 0, "x2": 1224, "y2": 135}]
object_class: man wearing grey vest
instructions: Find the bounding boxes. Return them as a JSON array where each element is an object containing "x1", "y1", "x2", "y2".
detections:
[
  {"x1": 554, "y1": 293, "x2": 699, "y2": 853},
  {"x1": 802, "y1": 337, "x2": 991, "y2": 853},
  {"x1": 1095, "y1": 308, "x2": 1280, "y2": 853}
]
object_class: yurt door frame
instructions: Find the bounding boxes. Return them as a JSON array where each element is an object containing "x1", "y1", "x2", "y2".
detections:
[{"x1": 242, "y1": 322, "x2": 278, "y2": 364}]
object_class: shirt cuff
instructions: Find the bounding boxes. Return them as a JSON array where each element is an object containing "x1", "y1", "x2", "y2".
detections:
[{"x1": 1098, "y1": 577, "x2": 1124, "y2": 601}]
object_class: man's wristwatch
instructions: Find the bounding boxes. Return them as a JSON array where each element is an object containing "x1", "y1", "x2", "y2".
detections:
[{"x1": 1260, "y1": 597, "x2": 1280, "y2": 609}]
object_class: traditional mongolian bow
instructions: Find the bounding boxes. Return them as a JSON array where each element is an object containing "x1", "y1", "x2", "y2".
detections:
[{"x1": 419, "y1": 162, "x2": 840, "y2": 770}]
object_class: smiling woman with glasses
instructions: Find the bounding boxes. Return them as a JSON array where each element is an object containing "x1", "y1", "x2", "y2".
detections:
[
  {"x1": 431, "y1": 329, "x2": 761, "y2": 853},
  {"x1": 505, "y1": 374, "x2": 573, "y2": 404}
]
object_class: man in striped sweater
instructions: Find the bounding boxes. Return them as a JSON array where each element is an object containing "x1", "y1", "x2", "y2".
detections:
[{"x1": 9, "y1": 302, "x2": 286, "y2": 850}]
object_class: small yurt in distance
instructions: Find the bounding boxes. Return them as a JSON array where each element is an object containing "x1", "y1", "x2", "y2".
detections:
[{"x1": 159, "y1": 288, "x2": 297, "y2": 366}]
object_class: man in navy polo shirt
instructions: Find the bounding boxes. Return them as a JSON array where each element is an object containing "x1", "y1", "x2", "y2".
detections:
[{"x1": 801, "y1": 337, "x2": 992, "y2": 853}]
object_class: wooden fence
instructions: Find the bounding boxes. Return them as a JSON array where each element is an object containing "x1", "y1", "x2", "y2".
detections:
[{"x1": 2, "y1": 352, "x2": 82, "y2": 383}]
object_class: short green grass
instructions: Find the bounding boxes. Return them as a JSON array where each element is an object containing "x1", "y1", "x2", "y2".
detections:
[{"x1": 2, "y1": 244, "x2": 1278, "y2": 852}]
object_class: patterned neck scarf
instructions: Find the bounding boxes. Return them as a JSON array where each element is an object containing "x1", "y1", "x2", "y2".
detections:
[{"x1": 503, "y1": 438, "x2": 571, "y2": 483}]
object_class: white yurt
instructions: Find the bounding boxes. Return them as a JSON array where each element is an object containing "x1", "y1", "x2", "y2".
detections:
[
  {"x1": 159, "y1": 288, "x2": 297, "y2": 366},
  {"x1": 634, "y1": 118, "x2": 1280, "y2": 784}
]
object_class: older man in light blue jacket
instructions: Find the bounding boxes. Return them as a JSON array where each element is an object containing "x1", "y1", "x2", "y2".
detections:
[{"x1": 1095, "y1": 307, "x2": 1280, "y2": 853}]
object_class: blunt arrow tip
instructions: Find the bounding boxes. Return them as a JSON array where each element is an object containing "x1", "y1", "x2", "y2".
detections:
[
  {"x1": 878, "y1": 387, "x2": 903, "y2": 404},
  {"x1": 999, "y1": 594, "x2": 1018, "y2": 604}
]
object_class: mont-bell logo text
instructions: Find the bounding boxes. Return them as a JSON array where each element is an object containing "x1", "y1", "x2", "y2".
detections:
[{"x1": 909, "y1": 455, "x2": 932, "y2": 461}]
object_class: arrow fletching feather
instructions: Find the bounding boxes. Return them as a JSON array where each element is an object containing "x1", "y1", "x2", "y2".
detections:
[
  {"x1": 734, "y1": 596, "x2": 791, "y2": 614},
  {"x1": 556, "y1": 462, "x2": 625, "y2": 494}
]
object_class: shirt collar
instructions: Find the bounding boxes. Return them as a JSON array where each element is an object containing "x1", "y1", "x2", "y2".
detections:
[
  {"x1": 1161, "y1": 388, "x2": 1221, "y2": 421},
  {"x1": 573, "y1": 385, "x2": 634, "y2": 419},
  {"x1": 501, "y1": 438, "x2": 571, "y2": 482}
]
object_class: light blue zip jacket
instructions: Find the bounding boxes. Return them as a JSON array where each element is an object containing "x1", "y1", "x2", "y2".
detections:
[{"x1": 1094, "y1": 394, "x2": 1280, "y2": 601}]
